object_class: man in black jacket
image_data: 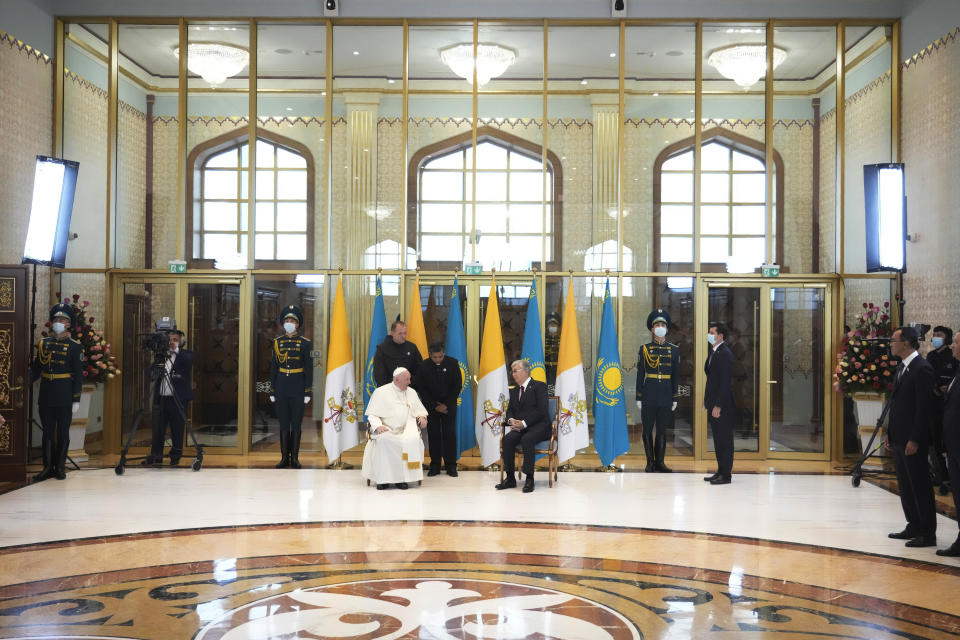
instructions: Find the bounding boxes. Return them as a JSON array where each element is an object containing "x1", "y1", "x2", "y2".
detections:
[
  {"x1": 373, "y1": 321, "x2": 422, "y2": 387},
  {"x1": 416, "y1": 342, "x2": 462, "y2": 477},
  {"x1": 495, "y1": 359, "x2": 551, "y2": 493},
  {"x1": 937, "y1": 334, "x2": 960, "y2": 556},
  {"x1": 145, "y1": 320, "x2": 194, "y2": 466},
  {"x1": 703, "y1": 321, "x2": 735, "y2": 485},
  {"x1": 885, "y1": 326, "x2": 938, "y2": 548}
]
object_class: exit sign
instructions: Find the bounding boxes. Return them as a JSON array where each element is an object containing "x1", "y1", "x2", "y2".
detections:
[
  {"x1": 169, "y1": 260, "x2": 186, "y2": 274},
  {"x1": 761, "y1": 263, "x2": 780, "y2": 278},
  {"x1": 463, "y1": 261, "x2": 482, "y2": 275}
]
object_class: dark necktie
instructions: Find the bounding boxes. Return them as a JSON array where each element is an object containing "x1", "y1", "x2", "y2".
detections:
[
  {"x1": 896, "y1": 363, "x2": 906, "y2": 383},
  {"x1": 519, "y1": 384, "x2": 525, "y2": 401}
]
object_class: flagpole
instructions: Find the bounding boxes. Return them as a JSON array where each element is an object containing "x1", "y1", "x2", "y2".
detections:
[
  {"x1": 482, "y1": 268, "x2": 501, "y2": 472},
  {"x1": 327, "y1": 455, "x2": 353, "y2": 470}
]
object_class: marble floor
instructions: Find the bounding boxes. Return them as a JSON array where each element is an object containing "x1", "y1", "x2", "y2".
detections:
[{"x1": 0, "y1": 468, "x2": 958, "y2": 639}]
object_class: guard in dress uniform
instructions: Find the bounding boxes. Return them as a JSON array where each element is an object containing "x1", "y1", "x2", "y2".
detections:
[
  {"x1": 270, "y1": 305, "x2": 313, "y2": 469},
  {"x1": 635, "y1": 308, "x2": 680, "y2": 473},
  {"x1": 30, "y1": 303, "x2": 84, "y2": 481},
  {"x1": 415, "y1": 342, "x2": 463, "y2": 477}
]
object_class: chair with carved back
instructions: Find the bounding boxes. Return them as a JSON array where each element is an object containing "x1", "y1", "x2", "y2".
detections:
[{"x1": 498, "y1": 395, "x2": 559, "y2": 488}]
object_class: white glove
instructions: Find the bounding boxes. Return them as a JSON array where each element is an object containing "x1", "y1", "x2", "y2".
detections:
[
  {"x1": 672, "y1": 401, "x2": 677, "y2": 412},
  {"x1": 304, "y1": 396, "x2": 311, "y2": 404},
  {"x1": 71, "y1": 402, "x2": 80, "y2": 414},
  {"x1": 635, "y1": 401, "x2": 642, "y2": 410},
  {"x1": 269, "y1": 395, "x2": 275, "y2": 403}
]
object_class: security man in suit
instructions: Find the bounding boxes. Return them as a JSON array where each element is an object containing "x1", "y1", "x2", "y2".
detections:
[
  {"x1": 270, "y1": 305, "x2": 313, "y2": 469},
  {"x1": 496, "y1": 359, "x2": 551, "y2": 493},
  {"x1": 885, "y1": 326, "x2": 938, "y2": 548},
  {"x1": 636, "y1": 308, "x2": 680, "y2": 473},
  {"x1": 30, "y1": 303, "x2": 84, "y2": 481},
  {"x1": 703, "y1": 321, "x2": 735, "y2": 485},
  {"x1": 927, "y1": 326, "x2": 958, "y2": 490},
  {"x1": 937, "y1": 332, "x2": 960, "y2": 556},
  {"x1": 415, "y1": 342, "x2": 462, "y2": 477},
  {"x1": 145, "y1": 319, "x2": 194, "y2": 466},
  {"x1": 373, "y1": 320, "x2": 422, "y2": 388}
]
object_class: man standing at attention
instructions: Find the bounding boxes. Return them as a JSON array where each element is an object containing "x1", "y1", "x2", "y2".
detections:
[{"x1": 703, "y1": 321, "x2": 735, "y2": 485}]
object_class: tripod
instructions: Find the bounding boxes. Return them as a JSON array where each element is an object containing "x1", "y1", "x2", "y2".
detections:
[
  {"x1": 115, "y1": 356, "x2": 204, "y2": 474},
  {"x1": 851, "y1": 395, "x2": 892, "y2": 487}
]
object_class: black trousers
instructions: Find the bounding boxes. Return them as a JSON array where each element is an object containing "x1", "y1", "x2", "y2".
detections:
[
  {"x1": 38, "y1": 403, "x2": 71, "y2": 452},
  {"x1": 275, "y1": 395, "x2": 305, "y2": 435},
  {"x1": 709, "y1": 411, "x2": 734, "y2": 477},
  {"x1": 151, "y1": 396, "x2": 187, "y2": 459},
  {"x1": 641, "y1": 403, "x2": 672, "y2": 439},
  {"x1": 947, "y1": 447, "x2": 960, "y2": 536},
  {"x1": 893, "y1": 443, "x2": 937, "y2": 537},
  {"x1": 427, "y1": 409, "x2": 457, "y2": 470},
  {"x1": 502, "y1": 422, "x2": 551, "y2": 476}
]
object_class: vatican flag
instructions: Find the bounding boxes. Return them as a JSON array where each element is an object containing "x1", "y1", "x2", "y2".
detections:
[
  {"x1": 406, "y1": 276, "x2": 428, "y2": 360},
  {"x1": 322, "y1": 275, "x2": 359, "y2": 462},
  {"x1": 555, "y1": 277, "x2": 589, "y2": 463},
  {"x1": 475, "y1": 281, "x2": 509, "y2": 467}
]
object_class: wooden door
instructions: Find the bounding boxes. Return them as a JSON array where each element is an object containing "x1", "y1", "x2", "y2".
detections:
[{"x1": 0, "y1": 266, "x2": 29, "y2": 482}]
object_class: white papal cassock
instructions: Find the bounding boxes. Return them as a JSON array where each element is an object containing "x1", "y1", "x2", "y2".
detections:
[{"x1": 362, "y1": 383, "x2": 429, "y2": 484}]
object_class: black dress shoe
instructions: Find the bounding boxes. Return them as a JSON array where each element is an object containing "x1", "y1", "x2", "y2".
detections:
[
  {"x1": 888, "y1": 529, "x2": 916, "y2": 540},
  {"x1": 936, "y1": 542, "x2": 960, "y2": 557},
  {"x1": 169, "y1": 456, "x2": 181, "y2": 467},
  {"x1": 140, "y1": 456, "x2": 158, "y2": 466},
  {"x1": 709, "y1": 475, "x2": 731, "y2": 485},
  {"x1": 905, "y1": 535, "x2": 936, "y2": 548},
  {"x1": 376, "y1": 483, "x2": 389, "y2": 490},
  {"x1": 446, "y1": 469, "x2": 459, "y2": 477},
  {"x1": 522, "y1": 477, "x2": 535, "y2": 493},
  {"x1": 495, "y1": 477, "x2": 517, "y2": 490},
  {"x1": 55, "y1": 469, "x2": 66, "y2": 480},
  {"x1": 703, "y1": 473, "x2": 719, "y2": 482},
  {"x1": 427, "y1": 468, "x2": 441, "y2": 477},
  {"x1": 396, "y1": 482, "x2": 409, "y2": 490}
]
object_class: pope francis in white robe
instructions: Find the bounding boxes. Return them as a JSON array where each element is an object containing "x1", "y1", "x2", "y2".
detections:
[{"x1": 362, "y1": 367, "x2": 429, "y2": 489}]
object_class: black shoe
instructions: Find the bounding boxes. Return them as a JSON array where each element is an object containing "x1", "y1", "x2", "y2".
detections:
[
  {"x1": 275, "y1": 457, "x2": 291, "y2": 469},
  {"x1": 275, "y1": 431, "x2": 290, "y2": 468},
  {"x1": 376, "y1": 483, "x2": 389, "y2": 490},
  {"x1": 709, "y1": 475, "x2": 731, "y2": 485},
  {"x1": 495, "y1": 476, "x2": 517, "y2": 490},
  {"x1": 446, "y1": 469, "x2": 459, "y2": 477},
  {"x1": 33, "y1": 466, "x2": 56, "y2": 482},
  {"x1": 140, "y1": 456, "x2": 157, "y2": 466},
  {"x1": 169, "y1": 456, "x2": 181, "y2": 466},
  {"x1": 55, "y1": 468, "x2": 66, "y2": 480},
  {"x1": 905, "y1": 535, "x2": 936, "y2": 548},
  {"x1": 703, "y1": 473, "x2": 719, "y2": 482},
  {"x1": 936, "y1": 542, "x2": 960, "y2": 557},
  {"x1": 427, "y1": 468, "x2": 441, "y2": 477},
  {"x1": 522, "y1": 477, "x2": 535, "y2": 493},
  {"x1": 642, "y1": 433, "x2": 654, "y2": 472},
  {"x1": 888, "y1": 529, "x2": 916, "y2": 540},
  {"x1": 396, "y1": 482, "x2": 409, "y2": 490},
  {"x1": 289, "y1": 431, "x2": 302, "y2": 469}
]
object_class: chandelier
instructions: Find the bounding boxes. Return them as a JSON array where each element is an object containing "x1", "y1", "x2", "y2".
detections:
[
  {"x1": 174, "y1": 42, "x2": 249, "y2": 86},
  {"x1": 440, "y1": 43, "x2": 518, "y2": 86},
  {"x1": 707, "y1": 44, "x2": 787, "y2": 90}
]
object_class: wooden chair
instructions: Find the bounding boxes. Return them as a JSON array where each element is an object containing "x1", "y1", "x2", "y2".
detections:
[
  {"x1": 499, "y1": 395, "x2": 560, "y2": 488},
  {"x1": 363, "y1": 423, "x2": 424, "y2": 487}
]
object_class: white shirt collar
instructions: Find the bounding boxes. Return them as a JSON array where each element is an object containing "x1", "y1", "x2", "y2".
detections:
[
  {"x1": 901, "y1": 350, "x2": 919, "y2": 369},
  {"x1": 711, "y1": 339, "x2": 724, "y2": 351},
  {"x1": 520, "y1": 378, "x2": 531, "y2": 390}
]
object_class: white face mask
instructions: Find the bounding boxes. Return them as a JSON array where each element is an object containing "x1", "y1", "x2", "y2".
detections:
[
  {"x1": 547, "y1": 325, "x2": 558, "y2": 335},
  {"x1": 707, "y1": 333, "x2": 716, "y2": 345},
  {"x1": 653, "y1": 326, "x2": 667, "y2": 338},
  {"x1": 283, "y1": 322, "x2": 297, "y2": 334},
  {"x1": 52, "y1": 322, "x2": 66, "y2": 334}
]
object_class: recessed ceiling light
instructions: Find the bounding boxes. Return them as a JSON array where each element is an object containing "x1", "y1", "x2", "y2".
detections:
[
  {"x1": 652, "y1": 92, "x2": 659, "y2": 96},
  {"x1": 388, "y1": 78, "x2": 395, "y2": 84},
  {"x1": 285, "y1": 107, "x2": 292, "y2": 111},
  {"x1": 352, "y1": 50, "x2": 359, "y2": 55},
  {"x1": 275, "y1": 48, "x2": 292, "y2": 55},
  {"x1": 580, "y1": 79, "x2": 588, "y2": 85},
  {"x1": 609, "y1": 52, "x2": 616, "y2": 58},
  {"x1": 666, "y1": 50, "x2": 683, "y2": 57}
]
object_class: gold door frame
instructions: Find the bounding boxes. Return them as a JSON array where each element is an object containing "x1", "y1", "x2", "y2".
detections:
[{"x1": 696, "y1": 276, "x2": 835, "y2": 462}]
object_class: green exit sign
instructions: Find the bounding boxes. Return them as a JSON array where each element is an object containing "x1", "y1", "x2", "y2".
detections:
[
  {"x1": 463, "y1": 261, "x2": 482, "y2": 275},
  {"x1": 761, "y1": 263, "x2": 780, "y2": 278},
  {"x1": 168, "y1": 260, "x2": 186, "y2": 274}
]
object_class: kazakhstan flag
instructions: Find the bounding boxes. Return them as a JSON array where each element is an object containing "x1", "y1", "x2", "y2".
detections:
[
  {"x1": 444, "y1": 277, "x2": 475, "y2": 457},
  {"x1": 363, "y1": 275, "x2": 387, "y2": 410},
  {"x1": 520, "y1": 278, "x2": 546, "y2": 383},
  {"x1": 592, "y1": 279, "x2": 630, "y2": 466}
]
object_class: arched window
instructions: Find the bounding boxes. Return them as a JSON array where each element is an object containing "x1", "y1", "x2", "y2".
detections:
[
  {"x1": 187, "y1": 128, "x2": 314, "y2": 269},
  {"x1": 584, "y1": 240, "x2": 633, "y2": 297},
  {"x1": 408, "y1": 126, "x2": 563, "y2": 271},
  {"x1": 654, "y1": 128, "x2": 783, "y2": 273},
  {"x1": 363, "y1": 240, "x2": 417, "y2": 296}
]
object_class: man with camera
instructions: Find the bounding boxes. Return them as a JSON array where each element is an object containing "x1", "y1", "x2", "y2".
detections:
[
  {"x1": 31, "y1": 303, "x2": 84, "y2": 481},
  {"x1": 144, "y1": 318, "x2": 194, "y2": 466}
]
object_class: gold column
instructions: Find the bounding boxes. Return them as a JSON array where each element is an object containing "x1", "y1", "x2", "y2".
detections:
[
  {"x1": 106, "y1": 19, "x2": 118, "y2": 269},
  {"x1": 764, "y1": 20, "x2": 775, "y2": 266},
  {"x1": 177, "y1": 19, "x2": 187, "y2": 262},
  {"x1": 892, "y1": 21, "x2": 901, "y2": 163},
  {"x1": 591, "y1": 102, "x2": 620, "y2": 245},
  {"x1": 836, "y1": 24, "x2": 845, "y2": 274},
  {"x1": 247, "y1": 19, "x2": 257, "y2": 270}
]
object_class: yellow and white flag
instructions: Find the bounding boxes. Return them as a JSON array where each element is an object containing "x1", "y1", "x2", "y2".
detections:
[
  {"x1": 322, "y1": 276, "x2": 359, "y2": 461},
  {"x1": 475, "y1": 282, "x2": 509, "y2": 467},
  {"x1": 556, "y1": 277, "x2": 589, "y2": 463},
  {"x1": 406, "y1": 277, "x2": 428, "y2": 359}
]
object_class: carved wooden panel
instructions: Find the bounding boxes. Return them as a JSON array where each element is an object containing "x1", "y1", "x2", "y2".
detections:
[{"x1": 0, "y1": 278, "x2": 14, "y2": 312}]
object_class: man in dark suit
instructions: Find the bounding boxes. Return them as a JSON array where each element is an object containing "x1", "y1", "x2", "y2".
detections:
[
  {"x1": 145, "y1": 319, "x2": 194, "y2": 466},
  {"x1": 416, "y1": 342, "x2": 462, "y2": 477},
  {"x1": 495, "y1": 359, "x2": 551, "y2": 493},
  {"x1": 937, "y1": 334, "x2": 960, "y2": 556},
  {"x1": 885, "y1": 326, "x2": 938, "y2": 548},
  {"x1": 703, "y1": 321, "x2": 735, "y2": 485}
]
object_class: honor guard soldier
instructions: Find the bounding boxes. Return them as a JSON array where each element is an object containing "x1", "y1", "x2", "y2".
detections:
[
  {"x1": 270, "y1": 305, "x2": 313, "y2": 469},
  {"x1": 31, "y1": 303, "x2": 84, "y2": 481},
  {"x1": 636, "y1": 308, "x2": 680, "y2": 473}
]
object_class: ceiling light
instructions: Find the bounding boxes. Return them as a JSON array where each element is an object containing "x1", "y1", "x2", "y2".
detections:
[
  {"x1": 174, "y1": 42, "x2": 249, "y2": 86},
  {"x1": 353, "y1": 50, "x2": 359, "y2": 55},
  {"x1": 707, "y1": 44, "x2": 786, "y2": 90},
  {"x1": 440, "y1": 43, "x2": 517, "y2": 86},
  {"x1": 609, "y1": 52, "x2": 616, "y2": 58}
]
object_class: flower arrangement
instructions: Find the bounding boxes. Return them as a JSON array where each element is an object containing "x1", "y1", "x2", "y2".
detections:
[
  {"x1": 42, "y1": 292, "x2": 121, "y2": 385},
  {"x1": 833, "y1": 301, "x2": 894, "y2": 396}
]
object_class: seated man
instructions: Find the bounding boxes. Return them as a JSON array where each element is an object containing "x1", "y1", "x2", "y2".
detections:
[
  {"x1": 495, "y1": 359, "x2": 551, "y2": 493},
  {"x1": 362, "y1": 367, "x2": 428, "y2": 490}
]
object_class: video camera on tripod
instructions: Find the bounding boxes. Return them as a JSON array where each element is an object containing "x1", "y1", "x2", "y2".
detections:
[{"x1": 140, "y1": 316, "x2": 183, "y2": 369}]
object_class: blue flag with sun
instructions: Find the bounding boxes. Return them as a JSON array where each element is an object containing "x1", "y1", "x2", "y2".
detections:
[
  {"x1": 592, "y1": 279, "x2": 630, "y2": 466},
  {"x1": 520, "y1": 278, "x2": 546, "y2": 383},
  {"x1": 363, "y1": 275, "x2": 387, "y2": 411},
  {"x1": 445, "y1": 277, "x2": 475, "y2": 457}
]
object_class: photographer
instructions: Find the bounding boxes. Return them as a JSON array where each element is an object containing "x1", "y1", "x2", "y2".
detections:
[{"x1": 143, "y1": 318, "x2": 194, "y2": 466}]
